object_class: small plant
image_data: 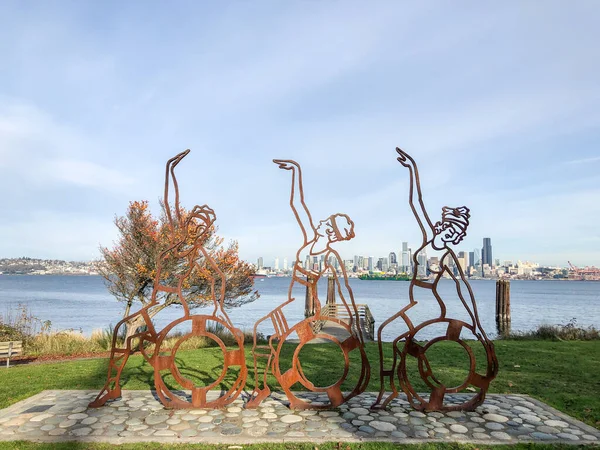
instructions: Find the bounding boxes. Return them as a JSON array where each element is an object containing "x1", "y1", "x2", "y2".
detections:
[
  {"x1": 0, "y1": 322, "x2": 23, "y2": 341},
  {"x1": 91, "y1": 325, "x2": 126, "y2": 351}
]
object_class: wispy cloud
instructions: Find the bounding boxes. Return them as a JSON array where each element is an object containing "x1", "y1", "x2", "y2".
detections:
[
  {"x1": 0, "y1": 100, "x2": 136, "y2": 193},
  {"x1": 0, "y1": 2, "x2": 599, "y2": 265},
  {"x1": 566, "y1": 156, "x2": 600, "y2": 165}
]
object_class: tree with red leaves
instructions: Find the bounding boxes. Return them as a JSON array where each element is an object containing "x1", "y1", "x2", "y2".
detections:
[{"x1": 97, "y1": 200, "x2": 258, "y2": 339}]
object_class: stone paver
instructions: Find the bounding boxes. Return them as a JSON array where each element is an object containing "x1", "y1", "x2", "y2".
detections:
[{"x1": 0, "y1": 390, "x2": 598, "y2": 444}]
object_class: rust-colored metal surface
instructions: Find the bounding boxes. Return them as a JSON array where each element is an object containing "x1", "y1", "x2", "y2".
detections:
[
  {"x1": 372, "y1": 148, "x2": 498, "y2": 412},
  {"x1": 89, "y1": 150, "x2": 247, "y2": 409},
  {"x1": 247, "y1": 160, "x2": 370, "y2": 409}
]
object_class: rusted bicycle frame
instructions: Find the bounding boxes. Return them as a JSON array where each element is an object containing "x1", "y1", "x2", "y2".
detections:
[
  {"x1": 372, "y1": 147, "x2": 498, "y2": 412},
  {"x1": 247, "y1": 160, "x2": 370, "y2": 410},
  {"x1": 89, "y1": 150, "x2": 247, "y2": 409}
]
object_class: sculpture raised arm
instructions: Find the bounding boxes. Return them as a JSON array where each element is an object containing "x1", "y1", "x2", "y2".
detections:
[
  {"x1": 273, "y1": 159, "x2": 316, "y2": 245},
  {"x1": 164, "y1": 149, "x2": 191, "y2": 233},
  {"x1": 396, "y1": 148, "x2": 434, "y2": 244}
]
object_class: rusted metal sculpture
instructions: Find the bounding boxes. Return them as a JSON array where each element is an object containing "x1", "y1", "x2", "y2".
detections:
[
  {"x1": 247, "y1": 160, "x2": 370, "y2": 409},
  {"x1": 372, "y1": 148, "x2": 498, "y2": 412},
  {"x1": 89, "y1": 150, "x2": 247, "y2": 409}
]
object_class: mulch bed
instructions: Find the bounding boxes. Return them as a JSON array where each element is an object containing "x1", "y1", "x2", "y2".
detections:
[{"x1": 1, "y1": 351, "x2": 111, "y2": 366}]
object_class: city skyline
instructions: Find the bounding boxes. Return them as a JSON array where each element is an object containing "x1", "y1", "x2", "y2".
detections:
[
  {"x1": 254, "y1": 237, "x2": 577, "y2": 271},
  {"x1": 1, "y1": 3, "x2": 599, "y2": 266}
]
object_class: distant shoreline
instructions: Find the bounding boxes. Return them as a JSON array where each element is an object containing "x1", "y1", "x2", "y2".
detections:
[{"x1": 1, "y1": 273, "x2": 598, "y2": 282}]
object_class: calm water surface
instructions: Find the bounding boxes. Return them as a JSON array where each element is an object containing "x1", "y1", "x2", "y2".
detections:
[{"x1": 0, "y1": 275, "x2": 598, "y2": 341}]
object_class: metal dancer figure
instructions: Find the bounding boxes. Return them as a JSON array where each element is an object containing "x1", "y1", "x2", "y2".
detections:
[
  {"x1": 247, "y1": 160, "x2": 369, "y2": 409},
  {"x1": 89, "y1": 150, "x2": 246, "y2": 409},
  {"x1": 372, "y1": 148, "x2": 498, "y2": 412}
]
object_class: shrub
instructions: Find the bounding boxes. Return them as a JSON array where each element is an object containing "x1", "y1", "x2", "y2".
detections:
[
  {"x1": 0, "y1": 322, "x2": 24, "y2": 342},
  {"x1": 503, "y1": 318, "x2": 600, "y2": 341}
]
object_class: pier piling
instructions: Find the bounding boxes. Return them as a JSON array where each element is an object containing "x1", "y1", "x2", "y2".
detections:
[
  {"x1": 304, "y1": 275, "x2": 315, "y2": 318},
  {"x1": 326, "y1": 277, "x2": 336, "y2": 309},
  {"x1": 495, "y1": 279, "x2": 511, "y2": 335}
]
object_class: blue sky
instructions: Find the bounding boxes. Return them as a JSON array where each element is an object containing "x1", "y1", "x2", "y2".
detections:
[{"x1": 0, "y1": 1, "x2": 599, "y2": 267}]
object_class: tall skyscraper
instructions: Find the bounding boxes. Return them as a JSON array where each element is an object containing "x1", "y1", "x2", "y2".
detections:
[
  {"x1": 283, "y1": 258, "x2": 288, "y2": 271},
  {"x1": 401, "y1": 242, "x2": 409, "y2": 272},
  {"x1": 257, "y1": 257, "x2": 263, "y2": 270},
  {"x1": 457, "y1": 251, "x2": 468, "y2": 273},
  {"x1": 468, "y1": 251, "x2": 474, "y2": 268},
  {"x1": 368, "y1": 256, "x2": 374, "y2": 271},
  {"x1": 417, "y1": 250, "x2": 427, "y2": 277},
  {"x1": 473, "y1": 249, "x2": 481, "y2": 273},
  {"x1": 389, "y1": 252, "x2": 397, "y2": 265},
  {"x1": 377, "y1": 257, "x2": 389, "y2": 272},
  {"x1": 274, "y1": 257, "x2": 279, "y2": 271},
  {"x1": 482, "y1": 238, "x2": 493, "y2": 267}
]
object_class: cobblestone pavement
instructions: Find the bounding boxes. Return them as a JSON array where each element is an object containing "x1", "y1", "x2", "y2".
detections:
[{"x1": 0, "y1": 390, "x2": 598, "y2": 444}]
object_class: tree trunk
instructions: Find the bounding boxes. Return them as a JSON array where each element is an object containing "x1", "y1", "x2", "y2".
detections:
[
  {"x1": 124, "y1": 314, "x2": 146, "y2": 341},
  {"x1": 122, "y1": 295, "x2": 178, "y2": 342},
  {"x1": 123, "y1": 299, "x2": 133, "y2": 319}
]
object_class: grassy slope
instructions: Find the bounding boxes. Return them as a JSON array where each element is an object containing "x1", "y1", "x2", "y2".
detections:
[{"x1": 0, "y1": 341, "x2": 598, "y2": 428}]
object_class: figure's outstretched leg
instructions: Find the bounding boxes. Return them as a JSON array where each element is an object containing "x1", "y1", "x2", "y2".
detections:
[
  {"x1": 371, "y1": 335, "x2": 403, "y2": 409},
  {"x1": 246, "y1": 324, "x2": 276, "y2": 409},
  {"x1": 89, "y1": 315, "x2": 150, "y2": 408}
]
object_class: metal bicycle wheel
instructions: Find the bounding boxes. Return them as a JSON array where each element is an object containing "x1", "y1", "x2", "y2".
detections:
[
  {"x1": 153, "y1": 314, "x2": 247, "y2": 409},
  {"x1": 273, "y1": 316, "x2": 370, "y2": 410},
  {"x1": 398, "y1": 318, "x2": 497, "y2": 412}
]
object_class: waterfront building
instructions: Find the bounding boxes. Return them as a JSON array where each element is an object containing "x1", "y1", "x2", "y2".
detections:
[
  {"x1": 377, "y1": 257, "x2": 389, "y2": 272},
  {"x1": 482, "y1": 263, "x2": 492, "y2": 277},
  {"x1": 257, "y1": 257, "x2": 263, "y2": 270},
  {"x1": 482, "y1": 238, "x2": 493, "y2": 267},
  {"x1": 283, "y1": 258, "x2": 288, "y2": 271},
  {"x1": 473, "y1": 248, "x2": 481, "y2": 267},
  {"x1": 457, "y1": 251, "x2": 468, "y2": 273},
  {"x1": 389, "y1": 252, "x2": 397, "y2": 265},
  {"x1": 417, "y1": 250, "x2": 427, "y2": 277},
  {"x1": 401, "y1": 242, "x2": 409, "y2": 272},
  {"x1": 368, "y1": 256, "x2": 374, "y2": 271}
]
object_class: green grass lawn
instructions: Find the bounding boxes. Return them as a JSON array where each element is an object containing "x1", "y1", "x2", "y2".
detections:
[{"x1": 1, "y1": 340, "x2": 599, "y2": 431}]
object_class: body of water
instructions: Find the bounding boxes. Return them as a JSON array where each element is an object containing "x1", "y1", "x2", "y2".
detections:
[{"x1": 0, "y1": 275, "x2": 598, "y2": 341}]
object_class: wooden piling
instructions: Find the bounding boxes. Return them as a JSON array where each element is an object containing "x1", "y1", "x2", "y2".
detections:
[
  {"x1": 304, "y1": 275, "x2": 314, "y2": 318},
  {"x1": 326, "y1": 277, "x2": 336, "y2": 308},
  {"x1": 495, "y1": 279, "x2": 511, "y2": 335}
]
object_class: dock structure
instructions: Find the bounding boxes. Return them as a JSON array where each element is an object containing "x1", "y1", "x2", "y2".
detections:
[{"x1": 303, "y1": 276, "x2": 375, "y2": 342}]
